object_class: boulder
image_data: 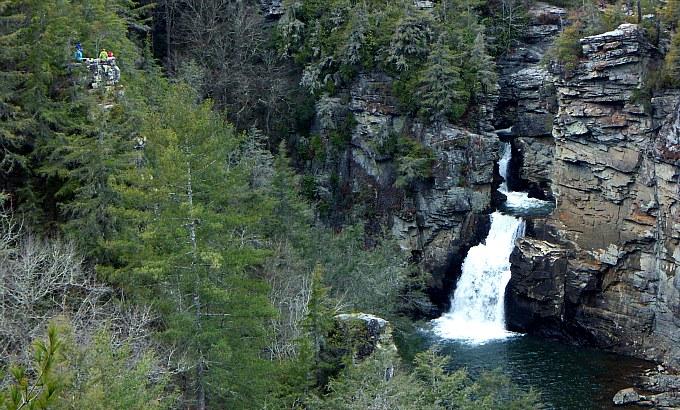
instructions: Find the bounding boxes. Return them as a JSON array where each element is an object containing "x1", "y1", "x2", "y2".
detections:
[
  {"x1": 613, "y1": 388, "x2": 640, "y2": 406},
  {"x1": 334, "y1": 313, "x2": 397, "y2": 361}
]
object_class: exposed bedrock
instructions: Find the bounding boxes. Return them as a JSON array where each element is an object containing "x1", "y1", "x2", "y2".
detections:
[
  {"x1": 506, "y1": 23, "x2": 680, "y2": 368},
  {"x1": 315, "y1": 72, "x2": 499, "y2": 315},
  {"x1": 496, "y1": 2, "x2": 565, "y2": 199},
  {"x1": 259, "y1": 0, "x2": 284, "y2": 19}
]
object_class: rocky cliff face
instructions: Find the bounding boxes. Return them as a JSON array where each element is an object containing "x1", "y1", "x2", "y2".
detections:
[
  {"x1": 317, "y1": 72, "x2": 498, "y2": 313},
  {"x1": 496, "y1": 2, "x2": 565, "y2": 200},
  {"x1": 87, "y1": 59, "x2": 121, "y2": 88},
  {"x1": 259, "y1": 0, "x2": 284, "y2": 19},
  {"x1": 506, "y1": 23, "x2": 680, "y2": 368}
]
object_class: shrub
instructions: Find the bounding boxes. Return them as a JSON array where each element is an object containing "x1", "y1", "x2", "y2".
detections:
[{"x1": 549, "y1": 20, "x2": 584, "y2": 74}]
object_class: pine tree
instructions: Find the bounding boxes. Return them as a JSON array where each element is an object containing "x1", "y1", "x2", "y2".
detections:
[
  {"x1": 0, "y1": 325, "x2": 65, "y2": 410},
  {"x1": 37, "y1": 99, "x2": 140, "y2": 259},
  {"x1": 0, "y1": 1, "x2": 33, "y2": 199},
  {"x1": 387, "y1": 12, "x2": 433, "y2": 71},
  {"x1": 415, "y1": 38, "x2": 469, "y2": 123},
  {"x1": 468, "y1": 31, "x2": 498, "y2": 97},
  {"x1": 106, "y1": 84, "x2": 276, "y2": 409},
  {"x1": 342, "y1": 8, "x2": 368, "y2": 67}
]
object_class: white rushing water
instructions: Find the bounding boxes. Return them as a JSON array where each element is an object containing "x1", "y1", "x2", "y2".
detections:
[
  {"x1": 498, "y1": 143, "x2": 553, "y2": 213},
  {"x1": 432, "y1": 213, "x2": 525, "y2": 343},
  {"x1": 432, "y1": 142, "x2": 543, "y2": 344}
]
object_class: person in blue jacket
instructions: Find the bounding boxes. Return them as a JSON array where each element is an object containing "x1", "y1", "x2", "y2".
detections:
[{"x1": 74, "y1": 42, "x2": 83, "y2": 61}]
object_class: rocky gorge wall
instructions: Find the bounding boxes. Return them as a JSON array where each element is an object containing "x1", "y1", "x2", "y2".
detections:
[
  {"x1": 505, "y1": 22, "x2": 680, "y2": 368},
  {"x1": 291, "y1": 1, "x2": 679, "y2": 367},
  {"x1": 495, "y1": 3, "x2": 565, "y2": 200},
  {"x1": 313, "y1": 71, "x2": 499, "y2": 313}
]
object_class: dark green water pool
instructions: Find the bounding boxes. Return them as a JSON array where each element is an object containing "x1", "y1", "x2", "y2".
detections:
[{"x1": 402, "y1": 331, "x2": 653, "y2": 410}]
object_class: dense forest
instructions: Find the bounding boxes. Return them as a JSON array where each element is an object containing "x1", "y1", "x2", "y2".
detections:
[{"x1": 1, "y1": 0, "x2": 679, "y2": 408}]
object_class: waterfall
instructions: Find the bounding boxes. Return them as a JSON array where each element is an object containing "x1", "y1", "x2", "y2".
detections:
[
  {"x1": 498, "y1": 143, "x2": 553, "y2": 213},
  {"x1": 432, "y1": 142, "x2": 542, "y2": 344},
  {"x1": 432, "y1": 213, "x2": 524, "y2": 342}
]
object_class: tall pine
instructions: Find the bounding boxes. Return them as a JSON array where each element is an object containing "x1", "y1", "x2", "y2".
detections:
[{"x1": 106, "y1": 84, "x2": 276, "y2": 409}]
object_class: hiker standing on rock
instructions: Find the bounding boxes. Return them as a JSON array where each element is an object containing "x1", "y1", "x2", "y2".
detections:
[{"x1": 74, "y1": 42, "x2": 83, "y2": 61}]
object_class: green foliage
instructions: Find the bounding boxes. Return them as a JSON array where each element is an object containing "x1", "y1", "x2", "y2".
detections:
[
  {"x1": 548, "y1": 20, "x2": 584, "y2": 74},
  {"x1": 281, "y1": 0, "x2": 500, "y2": 124},
  {"x1": 387, "y1": 13, "x2": 434, "y2": 71},
  {"x1": 0, "y1": 1, "x2": 560, "y2": 408},
  {"x1": 469, "y1": 32, "x2": 498, "y2": 96},
  {"x1": 0, "y1": 2, "x2": 32, "y2": 197},
  {"x1": 304, "y1": 265, "x2": 340, "y2": 387},
  {"x1": 601, "y1": 2, "x2": 630, "y2": 32},
  {"x1": 319, "y1": 347, "x2": 540, "y2": 409},
  {"x1": 395, "y1": 136, "x2": 436, "y2": 189},
  {"x1": 56, "y1": 326, "x2": 171, "y2": 410},
  {"x1": 320, "y1": 349, "x2": 425, "y2": 409},
  {"x1": 664, "y1": 30, "x2": 680, "y2": 85},
  {"x1": 415, "y1": 39, "x2": 468, "y2": 123},
  {"x1": 1, "y1": 325, "x2": 64, "y2": 410},
  {"x1": 0, "y1": 0, "x2": 152, "y2": 243},
  {"x1": 660, "y1": 0, "x2": 680, "y2": 29},
  {"x1": 484, "y1": 0, "x2": 530, "y2": 56},
  {"x1": 105, "y1": 84, "x2": 277, "y2": 408},
  {"x1": 1, "y1": 321, "x2": 171, "y2": 410}
]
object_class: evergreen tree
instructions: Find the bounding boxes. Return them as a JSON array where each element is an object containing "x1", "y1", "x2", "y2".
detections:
[
  {"x1": 342, "y1": 8, "x2": 368, "y2": 67},
  {"x1": 0, "y1": 325, "x2": 64, "y2": 410},
  {"x1": 0, "y1": 0, "x2": 151, "y2": 232},
  {"x1": 468, "y1": 32, "x2": 498, "y2": 97},
  {"x1": 57, "y1": 327, "x2": 171, "y2": 410},
  {"x1": 322, "y1": 349, "x2": 425, "y2": 410},
  {"x1": 266, "y1": 141, "x2": 312, "y2": 245},
  {"x1": 387, "y1": 12, "x2": 434, "y2": 71},
  {"x1": 106, "y1": 84, "x2": 276, "y2": 409},
  {"x1": 0, "y1": 1, "x2": 33, "y2": 199},
  {"x1": 415, "y1": 38, "x2": 469, "y2": 123},
  {"x1": 39, "y1": 100, "x2": 140, "y2": 259}
]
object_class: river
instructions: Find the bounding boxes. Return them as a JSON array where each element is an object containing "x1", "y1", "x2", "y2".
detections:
[
  {"x1": 399, "y1": 330, "x2": 651, "y2": 410},
  {"x1": 416, "y1": 141, "x2": 653, "y2": 409}
]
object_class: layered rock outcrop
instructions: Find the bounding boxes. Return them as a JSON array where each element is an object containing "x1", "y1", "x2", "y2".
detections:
[
  {"x1": 506, "y1": 23, "x2": 680, "y2": 368},
  {"x1": 313, "y1": 72, "x2": 498, "y2": 313},
  {"x1": 613, "y1": 368, "x2": 680, "y2": 408},
  {"x1": 351, "y1": 73, "x2": 499, "y2": 304},
  {"x1": 496, "y1": 2, "x2": 565, "y2": 199},
  {"x1": 259, "y1": 0, "x2": 284, "y2": 19}
]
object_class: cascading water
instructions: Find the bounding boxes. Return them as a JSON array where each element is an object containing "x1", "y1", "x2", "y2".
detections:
[
  {"x1": 431, "y1": 213, "x2": 524, "y2": 342},
  {"x1": 497, "y1": 143, "x2": 554, "y2": 214},
  {"x1": 432, "y1": 142, "x2": 551, "y2": 343}
]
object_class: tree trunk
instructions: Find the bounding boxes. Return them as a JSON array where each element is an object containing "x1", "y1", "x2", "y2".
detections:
[
  {"x1": 187, "y1": 158, "x2": 205, "y2": 410},
  {"x1": 637, "y1": 0, "x2": 642, "y2": 23},
  {"x1": 165, "y1": 1, "x2": 172, "y2": 66}
]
